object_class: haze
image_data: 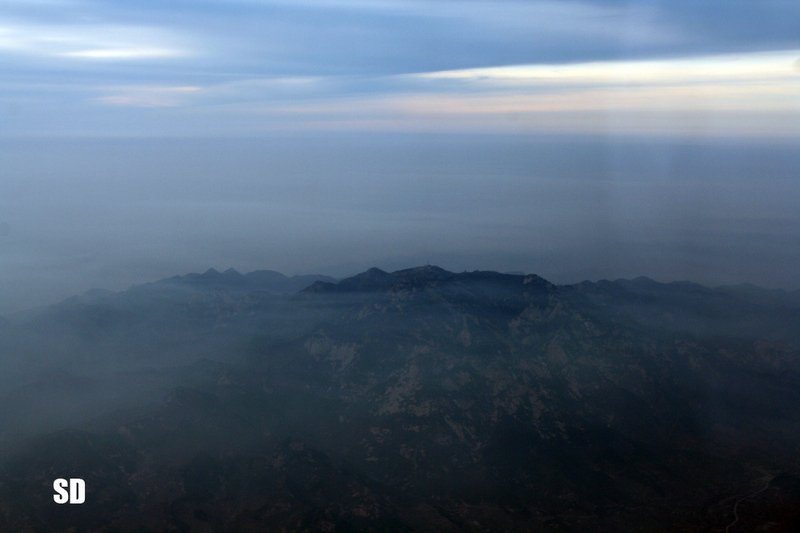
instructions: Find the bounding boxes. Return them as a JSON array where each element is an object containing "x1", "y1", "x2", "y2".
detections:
[{"x1": 1, "y1": 0, "x2": 799, "y2": 314}]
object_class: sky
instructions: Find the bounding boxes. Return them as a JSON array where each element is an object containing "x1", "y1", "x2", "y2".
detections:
[{"x1": 1, "y1": 1, "x2": 799, "y2": 313}]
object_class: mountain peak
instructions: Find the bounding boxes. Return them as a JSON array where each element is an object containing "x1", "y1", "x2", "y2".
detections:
[
  {"x1": 223, "y1": 268, "x2": 243, "y2": 277},
  {"x1": 303, "y1": 265, "x2": 549, "y2": 295}
]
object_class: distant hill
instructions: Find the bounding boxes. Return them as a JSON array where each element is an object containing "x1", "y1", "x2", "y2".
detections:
[
  {"x1": 0, "y1": 266, "x2": 798, "y2": 532},
  {"x1": 146, "y1": 267, "x2": 336, "y2": 295}
]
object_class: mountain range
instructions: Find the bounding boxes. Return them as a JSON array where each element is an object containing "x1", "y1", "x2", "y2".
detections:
[{"x1": 0, "y1": 266, "x2": 798, "y2": 532}]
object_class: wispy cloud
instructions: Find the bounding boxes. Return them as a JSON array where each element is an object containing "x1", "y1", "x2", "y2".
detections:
[
  {"x1": 404, "y1": 50, "x2": 800, "y2": 117},
  {"x1": 416, "y1": 50, "x2": 800, "y2": 88},
  {"x1": 168, "y1": 49, "x2": 799, "y2": 137},
  {"x1": 97, "y1": 85, "x2": 201, "y2": 107},
  {"x1": 0, "y1": 22, "x2": 192, "y2": 61},
  {"x1": 60, "y1": 48, "x2": 186, "y2": 60}
]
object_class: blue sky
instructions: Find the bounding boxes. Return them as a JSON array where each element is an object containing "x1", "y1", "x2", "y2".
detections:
[{"x1": 1, "y1": 1, "x2": 799, "y2": 313}]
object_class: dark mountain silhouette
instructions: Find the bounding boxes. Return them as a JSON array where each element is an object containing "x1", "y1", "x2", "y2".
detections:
[{"x1": 0, "y1": 267, "x2": 798, "y2": 532}]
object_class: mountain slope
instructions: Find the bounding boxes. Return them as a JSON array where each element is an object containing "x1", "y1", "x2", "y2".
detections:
[{"x1": 0, "y1": 267, "x2": 798, "y2": 531}]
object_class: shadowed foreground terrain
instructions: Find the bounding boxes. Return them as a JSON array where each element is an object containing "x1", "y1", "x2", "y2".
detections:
[{"x1": 0, "y1": 266, "x2": 799, "y2": 532}]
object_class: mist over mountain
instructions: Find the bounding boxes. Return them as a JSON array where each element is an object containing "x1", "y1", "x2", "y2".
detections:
[
  {"x1": 0, "y1": 266, "x2": 799, "y2": 532},
  {"x1": 3, "y1": 135, "x2": 799, "y2": 317}
]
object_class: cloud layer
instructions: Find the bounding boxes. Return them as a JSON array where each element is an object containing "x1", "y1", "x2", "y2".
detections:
[{"x1": 1, "y1": 0, "x2": 799, "y2": 136}]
